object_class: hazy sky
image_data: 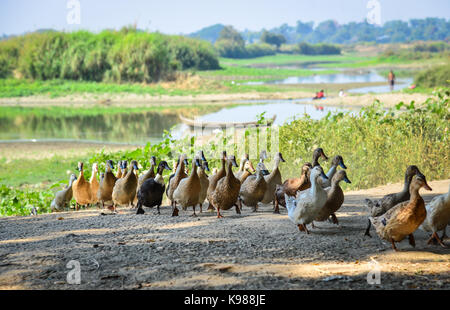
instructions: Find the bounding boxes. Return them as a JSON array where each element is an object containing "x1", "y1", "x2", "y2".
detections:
[{"x1": 1, "y1": 0, "x2": 449, "y2": 36}]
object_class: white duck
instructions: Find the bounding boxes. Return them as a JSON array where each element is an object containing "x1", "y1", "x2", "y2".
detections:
[
  {"x1": 285, "y1": 166, "x2": 329, "y2": 234},
  {"x1": 420, "y1": 183, "x2": 450, "y2": 247}
]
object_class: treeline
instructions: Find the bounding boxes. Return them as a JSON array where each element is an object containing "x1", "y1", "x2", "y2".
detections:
[
  {"x1": 191, "y1": 18, "x2": 450, "y2": 45},
  {"x1": 0, "y1": 29, "x2": 220, "y2": 81},
  {"x1": 214, "y1": 26, "x2": 340, "y2": 59}
]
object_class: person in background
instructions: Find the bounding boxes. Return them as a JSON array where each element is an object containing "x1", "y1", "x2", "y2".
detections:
[
  {"x1": 388, "y1": 70, "x2": 396, "y2": 91},
  {"x1": 313, "y1": 89, "x2": 325, "y2": 100},
  {"x1": 339, "y1": 89, "x2": 346, "y2": 97}
]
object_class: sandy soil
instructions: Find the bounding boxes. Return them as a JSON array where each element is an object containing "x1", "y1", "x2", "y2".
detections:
[
  {"x1": 0, "y1": 141, "x2": 140, "y2": 161},
  {"x1": 0, "y1": 179, "x2": 448, "y2": 290},
  {"x1": 0, "y1": 92, "x2": 431, "y2": 110}
]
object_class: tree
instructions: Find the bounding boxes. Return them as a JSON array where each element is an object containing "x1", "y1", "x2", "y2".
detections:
[
  {"x1": 217, "y1": 26, "x2": 245, "y2": 47},
  {"x1": 260, "y1": 30, "x2": 286, "y2": 49}
]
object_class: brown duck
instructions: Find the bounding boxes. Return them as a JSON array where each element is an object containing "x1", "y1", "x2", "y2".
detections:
[
  {"x1": 72, "y1": 162, "x2": 92, "y2": 210},
  {"x1": 261, "y1": 152, "x2": 286, "y2": 205},
  {"x1": 173, "y1": 157, "x2": 202, "y2": 216},
  {"x1": 167, "y1": 154, "x2": 189, "y2": 216},
  {"x1": 314, "y1": 170, "x2": 351, "y2": 224},
  {"x1": 369, "y1": 175, "x2": 432, "y2": 251},
  {"x1": 112, "y1": 160, "x2": 139, "y2": 212},
  {"x1": 274, "y1": 163, "x2": 312, "y2": 213},
  {"x1": 239, "y1": 163, "x2": 269, "y2": 212},
  {"x1": 210, "y1": 156, "x2": 240, "y2": 218},
  {"x1": 89, "y1": 163, "x2": 100, "y2": 205},
  {"x1": 98, "y1": 160, "x2": 117, "y2": 209},
  {"x1": 206, "y1": 151, "x2": 227, "y2": 210}
]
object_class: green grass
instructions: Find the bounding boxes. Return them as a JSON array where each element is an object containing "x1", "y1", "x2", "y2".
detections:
[{"x1": 0, "y1": 156, "x2": 85, "y2": 188}]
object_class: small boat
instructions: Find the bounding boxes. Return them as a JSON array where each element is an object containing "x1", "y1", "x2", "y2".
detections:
[{"x1": 179, "y1": 114, "x2": 277, "y2": 130}]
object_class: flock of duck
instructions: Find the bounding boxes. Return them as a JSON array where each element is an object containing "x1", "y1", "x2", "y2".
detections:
[{"x1": 50, "y1": 148, "x2": 450, "y2": 251}]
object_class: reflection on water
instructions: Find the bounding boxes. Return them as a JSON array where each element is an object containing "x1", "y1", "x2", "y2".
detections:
[
  {"x1": 0, "y1": 112, "x2": 180, "y2": 145},
  {"x1": 243, "y1": 71, "x2": 388, "y2": 85},
  {"x1": 195, "y1": 100, "x2": 354, "y2": 125}
]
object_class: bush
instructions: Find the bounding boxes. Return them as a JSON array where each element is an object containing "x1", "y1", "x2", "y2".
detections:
[
  {"x1": 0, "y1": 30, "x2": 220, "y2": 83},
  {"x1": 415, "y1": 64, "x2": 450, "y2": 88},
  {"x1": 297, "y1": 42, "x2": 341, "y2": 55}
]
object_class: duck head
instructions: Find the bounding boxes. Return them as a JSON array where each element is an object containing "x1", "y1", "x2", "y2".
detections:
[
  {"x1": 106, "y1": 160, "x2": 114, "y2": 171},
  {"x1": 312, "y1": 148, "x2": 329, "y2": 166},
  {"x1": 122, "y1": 160, "x2": 128, "y2": 170},
  {"x1": 150, "y1": 156, "x2": 157, "y2": 167},
  {"x1": 202, "y1": 161, "x2": 210, "y2": 172},
  {"x1": 260, "y1": 150, "x2": 268, "y2": 162},
  {"x1": 311, "y1": 165, "x2": 328, "y2": 182},
  {"x1": 157, "y1": 161, "x2": 171, "y2": 174},
  {"x1": 411, "y1": 174, "x2": 432, "y2": 192},
  {"x1": 228, "y1": 155, "x2": 238, "y2": 168},
  {"x1": 77, "y1": 162, "x2": 84, "y2": 172},
  {"x1": 69, "y1": 174, "x2": 77, "y2": 183},
  {"x1": 331, "y1": 155, "x2": 347, "y2": 169},
  {"x1": 197, "y1": 150, "x2": 207, "y2": 162},
  {"x1": 131, "y1": 160, "x2": 139, "y2": 171},
  {"x1": 256, "y1": 162, "x2": 270, "y2": 176},
  {"x1": 333, "y1": 170, "x2": 351, "y2": 184},
  {"x1": 302, "y1": 163, "x2": 313, "y2": 176},
  {"x1": 244, "y1": 160, "x2": 256, "y2": 173},
  {"x1": 277, "y1": 152, "x2": 286, "y2": 163}
]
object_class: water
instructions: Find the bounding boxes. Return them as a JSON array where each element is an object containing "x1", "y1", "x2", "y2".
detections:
[
  {"x1": 243, "y1": 70, "x2": 388, "y2": 85},
  {"x1": 0, "y1": 111, "x2": 180, "y2": 145},
  {"x1": 348, "y1": 78, "x2": 414, "y2": 94}
]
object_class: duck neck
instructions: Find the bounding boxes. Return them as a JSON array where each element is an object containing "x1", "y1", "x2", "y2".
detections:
[
  {"x1": 402, "y1": 172, "x2": 414, "y2": 194},
  {"x1": 189, "y1": 162, "x2": 198, "y2": 179},
  {"x1": 155, "y1": 168, "x2": 165, "y2": 185},
  {"x1": 90, "y1": 169, "x2": 98, "y2": 182},
  {"x1": 326, "y1": 165, "x2": 337, "y2": 180}
]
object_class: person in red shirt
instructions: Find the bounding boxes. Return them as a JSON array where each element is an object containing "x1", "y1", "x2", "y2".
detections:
[{"x1": 313, "y1": 90, "x2": 325, "y2": 100}]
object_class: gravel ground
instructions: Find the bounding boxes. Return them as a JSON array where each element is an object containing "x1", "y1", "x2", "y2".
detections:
[{"x1": 0, "y1": 179, "x2": 449, "y2": 290}]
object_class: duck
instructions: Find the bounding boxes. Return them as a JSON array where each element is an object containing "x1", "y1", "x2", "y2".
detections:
[
  {"x1": 135, "y1": 156, "x2": 157, "y2": 202},
  {"x1": 314, "y1": 170, "x2": 352, "y2": 225},
  {"x1": 364, "y1": 165, "x2": 425, "y2": 236},
  {"x1": 98, "y1": 160, "x2": 117, "y2": 209},
  {"x1": 312, "y1": 148, "x2": 329, "y2": 167},
  {"x1": 285, "y1": 165, "x2": 329, "y2": 234},
  {"x1": 420, "y1": 183, "x2": 450, "y2": 247},
  {"x1": 112, "y1": 160, "x2": 139, "y2": 211},
  {"x1": 261, "y1": 152, "x2": 286, "y2": 205},
  {"x1": 197, "y1": 156, "x2": 210, "y2": 213},
  {"x1": 89, "y1": 163, "x2": 100, "y2": 205},
  {"x1": 259, "y1": 150, "x2": 270, "y2": 175},
  {"x1": 206, "y1": 151, "x2": 227, "y2": 210},
  {"x1": 238, "y1": 159, "x2": 256, "y2": 184},
  {"x1": 239, "y1": 162, "x2": 269, "y2": 212},
  {"x1": 72, "y1": 162, "x2": 93, "y2": 210},
  {"x1": 320, "y1": 155, "x2": 347, "y2": 188},
  {"x1": 116, "y1": 161, "x2": 123, "y2": 179},
  {"x1": 234, "y1": 153, "x2": 250, "y2": 180},
  {"x1": 166, "y1": 154, "x2": 189, "y2": 216},
  {"x1": 50, "y1": 174, "x2": 77, "y2": 212},
  {"x1": 121, "y1": 160, "x2": 128, "y2": 177},
  {"x1": 274, "y1": 163, "x2": 312, "y2": 213},
  {"x1": 136, "y1": 161, "x2": 171, "y2": 215},
  {"x1": 209, "y1": 156, "x2": 241, "y2": 218},
  {"x1": 369, "y1": 175, "x2": 432, "y2": 251},
  {"x1": 173, "y1": 157, "x2": 202, "y2": 216},
  {"x1": 273, "y1": 163, "x2": 312, "y2": 214}
]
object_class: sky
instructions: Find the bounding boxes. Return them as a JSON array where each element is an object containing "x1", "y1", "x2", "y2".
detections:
[{"x1": 1, "y1": 0, "x2": 449, "y2": 36}]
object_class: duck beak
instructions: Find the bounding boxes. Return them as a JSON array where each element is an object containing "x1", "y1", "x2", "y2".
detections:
[
  {"x1": 164, "y1": 163, "x2": 172, "y2": 171},
  {"x1": 339, "y1": 162, "x2": 347, "y2": 169},
  {"x1": 195, "y1": 159, "x2": 201, "y2": 167},
  {"x1": 321, "y1": 151, "x2": 329, "y2": 161},
  {"x1": 201, "y1": 152, "x2": 207, "y2": 162},
  {"x1": 204, "y1": 162, "x2": 210, "y2": 172},
  {"x1": 279, "y1": 153, "x2": 286, "y2": 162},
  {"x1": 232, "y1": 158, "x2": 238, "y2": 167},
  {"x1": 423, "y1": 182, "x2": 432, "y2": 191},
  {"x1": 344, "y1": 176, "x2": 351, "y2": 184}
]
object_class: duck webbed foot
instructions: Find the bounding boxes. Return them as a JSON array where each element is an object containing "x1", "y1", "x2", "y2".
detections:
[
  {"x1": 427, "y1": 232, "x2": 447, "y2": 248},
  {"x1": 330, "y1": 213, "x2": 339, "y2": 225}
]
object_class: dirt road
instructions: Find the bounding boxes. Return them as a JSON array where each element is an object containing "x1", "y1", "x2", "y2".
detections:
[{"x1": 0, "y1": 179, "x2": 448, "y2": 290}]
